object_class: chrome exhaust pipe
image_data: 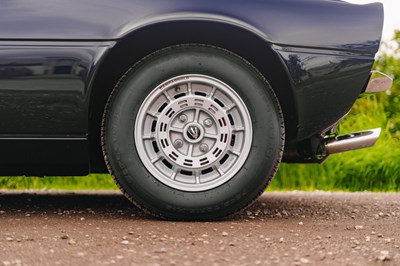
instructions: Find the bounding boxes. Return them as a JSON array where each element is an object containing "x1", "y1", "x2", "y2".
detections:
[{"x1": 323, "y1": 128, "x2": 381, "y2": 155}]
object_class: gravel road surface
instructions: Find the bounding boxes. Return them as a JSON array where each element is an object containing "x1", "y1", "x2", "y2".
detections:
[{"x1": 0, "y1": 191, "x2": 399, "y2": 266}]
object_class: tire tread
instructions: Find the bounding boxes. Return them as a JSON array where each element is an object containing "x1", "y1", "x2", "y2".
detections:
[{"x1": 101, "y1": 44, "x2": 285, "y2": 220}]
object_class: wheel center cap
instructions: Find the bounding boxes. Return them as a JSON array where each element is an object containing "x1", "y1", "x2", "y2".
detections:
[
  {"x1": 187, "y1": 125, "x2": 201, "y2": 140},
  {"x1": 182, "y1": 122, "x2": 205, "y2": 144}
]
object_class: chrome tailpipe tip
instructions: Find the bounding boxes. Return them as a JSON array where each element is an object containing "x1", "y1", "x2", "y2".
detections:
[{"x1": 323, "y1": 128, "x2": 381, "y2": 155}]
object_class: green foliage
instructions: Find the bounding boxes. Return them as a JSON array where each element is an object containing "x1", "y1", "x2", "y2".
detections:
[
  {"x1": 1, "y1": 31, "x2": 400, "y2": 191},
  {"x1": 373, "y1": 29, "x2": 400, "y2": 137}
]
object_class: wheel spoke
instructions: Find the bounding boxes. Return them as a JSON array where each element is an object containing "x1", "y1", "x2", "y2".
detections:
[
  {"x1": 170, "y1": 169, "x2": 178, "y2": 180},
  {"x1": 230, "y1": 149, "x2": 241, "y2": 157},
  {"x1": 193, "y1": 108, "x2": 200, "y2": 123},
  {"x1": 225, "y1": 103, "x2": 236, "y2": 112},
  {"x1": 135, "y1": 74, "x2": 252, "y2": 192},
  {"x1": 204, "y1": 133, "x2": 218, "y2": 139},
  {"x1": 147, "y1": 111, "x2": 158, "y2": 118},
  {"x1": 195, "y1": 171, "x2": 200, "y2": 184},
  {"x1": 151, "y1": 155, "x2": 162, "y2": 164},
  {"x1": 208, "y1": 86, "x2": 216, "y2": 98},
  {"x1": 187, "y1": 144, "x2": 194, "y2": 157},
  {"x1": 169, "y1": 127, "x2": 184, "y2": 133},
  {"x1": 163, "y1": 91, "x2": 173, "y2": 102},
  {"x1": 232, "y1": 126, "x2": 245, "y2": 132},
  {"x1": 187, "y1": 82, "x2": 192, "y2": 95},
  {"x1": 143, "y1": 133, "x2": 156, "y2": 140},
  {"x1": 216, "y1": 167, "x2": 225, "y2": 176}
]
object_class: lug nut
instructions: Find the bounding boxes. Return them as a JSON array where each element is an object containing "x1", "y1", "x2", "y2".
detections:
[
  {"x1": 199, "y1": 143, "x2": 209, "y2": 153},
  {"x1": 204, "y1": 119, "x2": 213, "y2": 127},
  {"x1": 174, "y1": 139, "x2": 184, "y2": 149},
  {"x1": 179, "y1": 115, "x2": 188, "y2": 123}
]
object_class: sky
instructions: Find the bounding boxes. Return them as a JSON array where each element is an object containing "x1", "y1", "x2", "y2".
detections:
[{"x1": 345, "y1": 0, "x2": 400, "y2": 41}]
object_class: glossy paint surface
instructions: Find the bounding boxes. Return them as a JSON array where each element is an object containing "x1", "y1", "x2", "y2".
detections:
[
  {"x1": 0, "y1": 0, "x2": 383, "y2": 53},
  {"x1": 0, "y1": 43, "x2": 112, "y2": 134},
  {"x1": 275, "y1": 46, "x2": 375, "y2": 140},
  {"x1": 0, "y1": 0, "x2": 384, "y2": 174},
  {"x1": 0, "y1": 42, "x2": 113, "y2": 174}
]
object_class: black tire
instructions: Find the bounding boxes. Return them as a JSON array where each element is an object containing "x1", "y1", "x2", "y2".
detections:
[{"x1": 102, "y1": 44, "x2": 284, "y2": 220}]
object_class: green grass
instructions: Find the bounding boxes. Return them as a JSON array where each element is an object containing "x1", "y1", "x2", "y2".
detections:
[
  {"x1": 0, "y1": 174, "x2": 117, "y2": 190},
  {"x1": 272, "y1": 139, "x2": 400, "y2": 192},
  {"x1": 272, "y1": 96, "x2": 400, "y2": 192},
  {"x1": 0, "y1": 96, "x2": 399, "y2": 192}
]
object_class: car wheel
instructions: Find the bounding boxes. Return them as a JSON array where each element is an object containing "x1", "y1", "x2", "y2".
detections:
[{"x1": 102, "y1": 44, "x2": 284, "y2": 220}]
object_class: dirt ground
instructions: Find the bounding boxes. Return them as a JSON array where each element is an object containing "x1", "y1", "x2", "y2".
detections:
[{"x1": 0, "y1": 190, "x2": 399, "y2": 266}]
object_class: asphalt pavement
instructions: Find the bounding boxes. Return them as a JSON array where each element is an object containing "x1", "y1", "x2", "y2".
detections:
[{"x1": 0, "y1": 191, "x2": 399, "y2": 266}]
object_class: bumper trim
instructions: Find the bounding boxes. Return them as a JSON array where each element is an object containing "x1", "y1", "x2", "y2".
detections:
[{"x1": 363, "y1": 71, "x2": 392, "y2": 94}]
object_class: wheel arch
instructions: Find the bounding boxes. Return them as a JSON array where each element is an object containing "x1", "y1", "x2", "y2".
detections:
[{"x1": 88, "y1": 20, "x2": 297, "y2": 172}]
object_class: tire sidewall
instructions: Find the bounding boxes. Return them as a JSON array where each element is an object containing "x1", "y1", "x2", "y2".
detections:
[{"x1": 105, "y1": 45, "x2": 283, "y2": 219}]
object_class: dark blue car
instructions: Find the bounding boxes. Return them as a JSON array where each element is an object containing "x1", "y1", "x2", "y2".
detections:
[{"x1": 0, "y1": 0, "x2": 391, "y2": 219}]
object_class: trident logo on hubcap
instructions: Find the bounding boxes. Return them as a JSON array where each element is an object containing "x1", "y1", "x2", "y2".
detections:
[{"x1": 187, "y1": 125, "x2": 200, "y2": 140}]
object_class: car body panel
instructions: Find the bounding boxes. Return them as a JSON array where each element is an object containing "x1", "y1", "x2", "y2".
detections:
[
  {"x1": 0, "y1": 42, "x2": 114, "y2": 175},
  {"x1": 275, "y1": 46, "x2": 375, "y2": 140},
  {"x1": 0, "y1": 0, "x2": 384, "y2": 175},
  {"x1": 0, "y1": 0, "x2": 382, "y2": 54},
  {"x1": 0, "y1": 42, "x2": 113, "y2": 134}
]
